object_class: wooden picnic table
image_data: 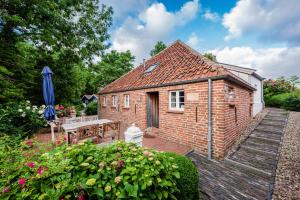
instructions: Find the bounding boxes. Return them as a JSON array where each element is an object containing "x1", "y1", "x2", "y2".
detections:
[{"x1": 62, "y1": 119, "x2": 112, "y2": 143}]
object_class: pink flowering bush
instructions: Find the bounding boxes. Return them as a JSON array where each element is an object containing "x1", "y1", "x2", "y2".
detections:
[{"x1": 0, "y1": 140, "x2": 180, "y2": 199}]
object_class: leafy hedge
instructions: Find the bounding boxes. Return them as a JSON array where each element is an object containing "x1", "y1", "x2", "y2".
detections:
[
  {"x1": 162, "y1": 152, "x2": 199, "y2": 200},
  {"x1": 265, "y1": 91, "x2": 300, "y2": 111},
  {"x1": 0, "y1": 140, "x2": 180, "y2": 199},
  {"x1": 0, "y1": 101, "x2": 46, "y2": 138},
  {"x1": 85, "y1": 101, "x2": 98, "y2": 116}
]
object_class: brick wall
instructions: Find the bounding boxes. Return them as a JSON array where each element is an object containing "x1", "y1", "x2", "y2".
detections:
[{"x1": 99, "y1": 79, "x2": 253, "y2": 159}]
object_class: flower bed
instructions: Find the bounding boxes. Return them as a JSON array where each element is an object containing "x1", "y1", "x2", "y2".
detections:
[{"x1": 0, "y1": 140, "x2": 180, "y2": 199}]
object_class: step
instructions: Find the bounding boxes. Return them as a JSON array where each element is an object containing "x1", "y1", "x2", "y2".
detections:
[
  {"x1": 264, "y1": 116, "x2": 287, "y2": 122},
  {"x1": 228, "y1": 147, "x2": 277, "y2": 175},
  {"x1": 225, "y1": 158, "x2": 272, "y2": 179},
  {"x1": 242, "y1": 138, "x2": 279, "y2": 154},
  {"x1": 189, "y1": 153, "x2": 270, "y2": 199},
  {"x1": 260, "y1": 119, "x2": 286, "y2": 127},
  {"x1": 249, "y1": 134, "x2": 281, "y2": 144},
  {"x1": 255, "y1": 124, "x2": 284, "y2": 134}
]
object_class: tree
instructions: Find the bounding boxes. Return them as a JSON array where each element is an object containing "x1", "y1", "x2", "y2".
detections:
[
  {"x1": 87, "y1": 50, "x2": 135, "y2": 94},
  {"x1": 288, "y1": 75, "x2": 300, "y2": 90},
  {"x1": 150, "y1": 41, "x2": 167, "y2": 56},
  {"x1": 0, "y1": 0, "x2": 113, "y2": 104},
  {"x1": 203, "y1": 53, "x2": 217, "y2": 62}
]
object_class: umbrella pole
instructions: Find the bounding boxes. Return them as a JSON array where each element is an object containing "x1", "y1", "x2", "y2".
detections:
[{"x1": 50, "y1": 122, "x2": 55, "y2": 143}]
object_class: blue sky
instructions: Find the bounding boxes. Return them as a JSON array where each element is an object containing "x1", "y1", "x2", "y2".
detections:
[{"x1": 102, "y1": 0, "x2": 300, "y2": 79}]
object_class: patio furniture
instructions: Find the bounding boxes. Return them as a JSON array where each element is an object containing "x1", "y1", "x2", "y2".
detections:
[
  {"x1": 99, "y1": 122, "x2": 121, "y2": 143},
  {"x1": 75, "y1": 124, "x2": 102, "y2": 143}
]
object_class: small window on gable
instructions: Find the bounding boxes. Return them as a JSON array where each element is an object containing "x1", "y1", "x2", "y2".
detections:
[
  {"x1": 112, "y1": 95, "x2": 117, "y2": 107},
  {"x1": 103, "y1": 96, "x2": 107, "y2": 106},
  {"x1": 124, "y1": 94, "x2": 130, "y2": 108},
  {"x1": 145, "y1": 62, "x2": 159, "y2": 73},
  {"x1": 169, "y1": 90, "x2": 184, "y2": 111}
]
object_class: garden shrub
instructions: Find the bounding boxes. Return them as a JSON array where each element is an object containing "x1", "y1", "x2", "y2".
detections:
[
  {"x1": 265, "y1": 93, "x2": 291, "y2": 107},
  {"x1": 85, "y1": 101, "x2": 98, "y2": 115},
  {"x1": 0, "y1": 101, "x2": 46, "y2": 138},
  {"x1": 162, "y1": 152, "x2": 199, "y2": 200},
  {"x1": 283, "y1": 95, "x2": 300, "y2": 111},
  {"x1": 0, "y1": 141, "x2": 180, "y2": 200}
]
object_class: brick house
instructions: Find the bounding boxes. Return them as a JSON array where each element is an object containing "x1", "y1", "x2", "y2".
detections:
[{"x1": 98, "y1": 40, "x2": 256, "y2": 159}]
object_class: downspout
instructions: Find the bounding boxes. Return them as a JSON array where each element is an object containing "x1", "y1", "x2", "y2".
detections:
[{"x1": 208, "y1": 78, "x2": 212, "y2": 160}]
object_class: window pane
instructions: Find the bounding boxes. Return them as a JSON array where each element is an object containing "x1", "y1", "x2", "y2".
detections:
[
  {"x1": 171, "y1": 102, "x2": 176, "y2": 108},
  {"x1": 179, "y1": 91, "x2": 184, "y2": 97},
  {"x1": 179, "y1": 102, "x2": 184, "y2": 108},
  {"x1": 179, "y1": 96, "x2": 184, "y2": 103}
]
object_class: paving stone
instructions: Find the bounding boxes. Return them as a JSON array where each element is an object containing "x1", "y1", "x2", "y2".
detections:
[
  {"x1": 250, "y1": 130, "x2": 282, "y2": 141},
  {"x1": 255, "y1": 124, "x2": 284, "y2": 134},
  {"x1": 260, "y1": 119, "x2": 286, "y2": 127},
  {"x1": 229, "y1": 147, "x2": 277, "y2": 174},
  {"x1": 242, "y1": 137, "x2": 279, "y2": 154},
  {"x1": 188, "y1": 108, "x2": 288, "y2": 200}
]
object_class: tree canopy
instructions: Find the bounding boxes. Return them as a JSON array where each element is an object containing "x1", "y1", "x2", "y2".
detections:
[
  {"x1": 0, "y1": 0, "x2": 134, "y2": 105},
  {"x1": 203, "y1": 53, "x2": 217, "y2": 62},
  {"x1": 150, "y1": 41, "x2": 167, "y2": 56}
]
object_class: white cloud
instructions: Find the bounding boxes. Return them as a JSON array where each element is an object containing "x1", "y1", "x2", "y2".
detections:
[
  {"x1": 203, "y1": 10, "x2": 219, "y2": 22},
  {"x1": 210, "y1": 46, "x2": 300, "y2": 79},
  {"x1": 111, "y1": 0, "x2": 200, "y2": 65},
  {"x1": 223, "y1": 0, "x2": 300, "y2": 44},
  {"x1": 187, "y1": 32, "x2": 201, "y2": 48}
]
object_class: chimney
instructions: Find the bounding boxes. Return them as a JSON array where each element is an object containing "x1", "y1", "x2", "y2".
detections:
[{"x1": 143, "y1": 59, "x2": 146, "y2": 70}]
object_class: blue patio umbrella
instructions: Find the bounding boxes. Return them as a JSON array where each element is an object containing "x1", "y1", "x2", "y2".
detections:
[{"x1": 42, "y1": 66, "x2": 56, "y2": 121}]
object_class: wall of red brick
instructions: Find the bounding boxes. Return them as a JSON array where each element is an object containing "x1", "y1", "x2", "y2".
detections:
[
  {"x1": 98, "y1": 79, "x2": 252, "y2": 159},
  {"x1": 223, "y1": 80, "x2": 253, "y2": 155}
]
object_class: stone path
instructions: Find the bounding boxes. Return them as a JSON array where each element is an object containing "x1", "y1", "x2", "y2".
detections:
[{"x1": 188, "y1": 108, "x2": 288, "y2": 200}]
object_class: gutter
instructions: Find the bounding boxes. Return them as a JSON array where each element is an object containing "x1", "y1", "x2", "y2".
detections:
[
  {"x1": 99, "y1": 74, "x2": 256, "y2": 95},
  {"x1": 208, "y1": 78, "x2": 212, "y2": 160}
]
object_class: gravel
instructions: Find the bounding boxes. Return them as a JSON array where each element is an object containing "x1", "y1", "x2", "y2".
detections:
[{"x1": 273, "y1": 111, "x2": 300, "y2": 199}]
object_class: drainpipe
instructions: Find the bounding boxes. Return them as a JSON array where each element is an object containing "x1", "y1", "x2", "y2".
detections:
[{"x1": 208, "y1": 78, "x2": 212, "y2": 160}]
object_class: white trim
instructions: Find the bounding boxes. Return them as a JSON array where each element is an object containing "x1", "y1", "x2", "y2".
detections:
[
  {"x1": 124, "y1": 94, "x2": 130, "y2": 108},
  {"x1": 112, "y1": 95, "x2": 117, "y2": 107},
  {"x1": 103, "y1": 96, "x2": 107, "y2": 106},
  {"x1": 169, "y1": 90, "x2": 184, "y2": 111}
]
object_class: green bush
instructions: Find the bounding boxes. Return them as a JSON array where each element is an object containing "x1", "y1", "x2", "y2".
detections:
[
  {"x1": 0, "y1": 101, "x2": 47, "y2": 138},
  {"x1": 0, "y1": 141, "x2": 180, "y2": 200},
  {"x1": 283, "y1": 95, "x2": 300, "y2": 111},
  {"x1": 265, "y1": 93, "x2": 291, "y2": 107},
  {"x1": 162, "y1": 152, "x2": 199, "y2": 200},
  {"x1": 85, "y1": 101, "x2": 98, "y2": 115}
]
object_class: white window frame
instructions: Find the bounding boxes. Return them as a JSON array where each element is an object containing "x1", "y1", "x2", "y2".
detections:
[
  {"x1": 169, "y1": 90, "x2": 184, "y2": 111},
  {"x1": 112, "y1": 95, "x2": 117, "y2": 107},
  {"x1": 124, "y1": 94, "x2": 130, "y2": 108},
  {"x1": 103, "y1": 96, "x2": 107, "y2": 106}
]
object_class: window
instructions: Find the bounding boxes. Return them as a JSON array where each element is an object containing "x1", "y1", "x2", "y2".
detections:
[
  {"x1": 145, "y1": 62, "x2": 159, "y2": 73},
  {"x1": 169, "y1": 90, "x2": 184, "y2": 111},
  {"x1": 112, "y1": 95, "x2": 117, "y2": 107},
  {"x1": 103, "y1": 96, "x2": 107, "y2": 106},
  {"x1": 124, "y1": 94, "x2": 130, "y2": 108}
]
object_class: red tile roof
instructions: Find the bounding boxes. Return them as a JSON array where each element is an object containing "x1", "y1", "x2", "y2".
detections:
[{"x1": 99, "y1": 40, "x2": 255, "y2": 94}]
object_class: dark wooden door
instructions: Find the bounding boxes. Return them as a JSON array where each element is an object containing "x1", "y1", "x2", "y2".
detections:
[{"x1": 147, "y1": 92, "x2": 159, "y2": 128}]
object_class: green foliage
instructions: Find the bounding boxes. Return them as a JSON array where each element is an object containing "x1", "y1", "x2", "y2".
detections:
[
  {"x1": 150, "y1": 41, "x2": 167, "y2": 56},
  {"x1": 87, "y1": 50, "x2": 135, "y2": 93},
  {"x1": 0, "y1": 101, "x2": 46, "y2": 138},
  {"x1": 264, "y1": 78, "x2": 294, "y2": 99},
  {"x1": 0, "y1": 0, "x2": 113, "y2": 104},
  {"x1": 85, "y1": 102, "x2": 98, "y2": 116},
  {"x1": 283, "y1": 94, "x2": 300, "y2": 111},
  {"x1": 162, "y1": 152, "x2": 199, "y2": 200},
  {"x1": 0, "y1": 141, "x2": 180, "y2": 199},
  {"x1": 203, "y1": 53, "x2": 217, "y2": 62},
  {"x1": 265, "y1": 91, "x2": 300, "y2": 111},
  {"x1": 264, "y1": 76, "x2": 300, "y2": 111}
]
